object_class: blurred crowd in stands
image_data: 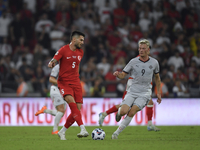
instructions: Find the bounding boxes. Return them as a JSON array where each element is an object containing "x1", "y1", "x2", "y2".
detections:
[{"x1": 0, "y1": 0, "x2": 200, "y2": 98}]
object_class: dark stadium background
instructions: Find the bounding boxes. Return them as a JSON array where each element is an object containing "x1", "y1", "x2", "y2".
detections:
[{"x1": 0, "y1": 0, "x2": 200, "y2": 98}]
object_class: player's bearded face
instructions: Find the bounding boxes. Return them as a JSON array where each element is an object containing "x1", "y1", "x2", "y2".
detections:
[{"x1": 75, "y1": 36, "x2": 84, "y2": 49}]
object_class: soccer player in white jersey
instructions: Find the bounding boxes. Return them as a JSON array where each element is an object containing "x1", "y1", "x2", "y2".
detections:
[
  {"x1": 111, "y1": 39, "x2": 162, "y2": 139},
  {"x1": 35, "y1": 64, "x2": 66, "y2": 134},
  {"x1": 98, "y1": 77, "x2": 160, "y2": 131},
  {"x1": 99, "y1": 56, "x2": 160, "y2": 131}
]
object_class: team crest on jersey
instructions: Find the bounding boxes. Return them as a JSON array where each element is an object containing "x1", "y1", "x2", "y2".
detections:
[
  {"x1": 149, "y1": 65, "x2": 153, "y2": 69},
  {"x1": 78, "y1": 56, "x2": 81, "y2": 61}
]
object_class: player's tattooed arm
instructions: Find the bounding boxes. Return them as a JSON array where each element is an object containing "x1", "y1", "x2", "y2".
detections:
[
  {"x1": 48, "y1": 58, "x2": 57, "y2": 68},
  {"x1": 113, "y1": 71, "x2": 127, "y2": 79},
  {"x1": 154, "y1": 73, "x2": 162, "y2": 104}
]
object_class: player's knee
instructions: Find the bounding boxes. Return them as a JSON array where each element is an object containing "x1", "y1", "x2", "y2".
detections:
[
  {"x1": 59, "y1": 109, "x2": 65, "y2": 114},
  {"x1": 127, "y1": 111, "x2": 136, "y2": 117},
  {"x1": 64, "y1": 95, "x2": 75, "y2": 103},
  {"x1": 119, "y1": 109, "x2": 127, "y2": 116},
  {"x1": 57, "y1": 108, "x2": 65, "y2": 114},
  {"x1": 57, "y1": 104, "x2": 65, "y2": 113},
  {"x1": 128, "y1": 105, "x2": 140, "y2": 117},
  {"x1": 115, "y1": 104, "x2": 120, "y2": 109},
  {"x1": 148, "y1": 99, "x2": 153, "y2": 105}
]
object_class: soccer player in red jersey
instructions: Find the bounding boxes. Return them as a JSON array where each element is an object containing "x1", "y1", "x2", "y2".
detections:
[{"x1": 48, "y1": 31, "x2": 89, "y2": 140}]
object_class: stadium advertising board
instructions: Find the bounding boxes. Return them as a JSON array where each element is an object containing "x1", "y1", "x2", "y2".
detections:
[{"x1": 0, "y1": 98, "x2": 200, "y2": 126}]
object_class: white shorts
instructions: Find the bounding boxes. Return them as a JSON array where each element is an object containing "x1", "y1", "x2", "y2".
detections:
[
  {"x1": 121, "y1": 92, "x2": 151, "y2": 110},
  {"x1": 50, "y1": 85, "x2": 66, "y2": 108}
]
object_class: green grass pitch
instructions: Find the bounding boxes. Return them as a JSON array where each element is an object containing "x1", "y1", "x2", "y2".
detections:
[{"x1": 0, "y1": 126, "x2": 200, "y2": 150}]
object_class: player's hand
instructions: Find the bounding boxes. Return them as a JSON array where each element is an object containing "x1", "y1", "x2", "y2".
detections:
[
  {"x1": 113, "y1": 71, "x2": 120, "y2": 77},
  {"x1": 48, "y1": 61, "x2": 55, "y2": 68},
  {"x1": 156, "y1": 93, "x2": 162, "y2": 104}
]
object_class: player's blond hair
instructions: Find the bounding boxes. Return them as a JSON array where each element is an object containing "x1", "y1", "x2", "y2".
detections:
[{"x1": 138, "y1": 39, "x2": 150, "y2": 55}]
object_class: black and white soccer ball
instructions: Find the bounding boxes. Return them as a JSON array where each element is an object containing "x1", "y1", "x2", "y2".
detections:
[{"x1": 91, "y1": 128, "x2": 106, "y2": 140}]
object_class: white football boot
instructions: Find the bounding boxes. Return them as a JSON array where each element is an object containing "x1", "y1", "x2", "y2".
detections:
[
  {"x1": 58, "y1": 131, "x2": 66, "y2": 140},
  {"x1": 147, "y1": 125, "x2": 161, "y2": 131},
  {"x1": 98, "y1": 112, "x2": 106, "y2": 126},
  {"x1": 111, "y1": 133, "x2": 118, "y2": 139},
  {"x1": 77, "y1": 130, "x2": 89, "y2": 138},
  {"x1": 115, "y1": 107, "x2": 122, "y2": 122}
]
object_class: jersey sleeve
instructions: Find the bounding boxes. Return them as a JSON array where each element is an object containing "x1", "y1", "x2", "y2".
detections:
[
  {"x1": 154, "y1": 60, "x2": 160, "y2": 74},
  {"x1": 50, "y1": 64, "x2": 59, "y2": 77},
  {"x1": 53, "y1": 46, "x2": 64, "y2": 61},
  {"x1": 123, "y1": 59, "x2": 133, "y2": 74}
]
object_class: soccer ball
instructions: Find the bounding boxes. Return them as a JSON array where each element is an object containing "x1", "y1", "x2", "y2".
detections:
[{"x1": 91, "y1": 128, "x2": 106, "y2": 140}]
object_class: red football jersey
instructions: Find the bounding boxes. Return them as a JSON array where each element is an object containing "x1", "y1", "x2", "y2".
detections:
[{"x1": 53, "y1": 44, "x2": 84, "y2": 84}]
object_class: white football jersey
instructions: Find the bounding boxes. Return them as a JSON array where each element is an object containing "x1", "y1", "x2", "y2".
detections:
[
  {"x1": 123, "y1": 56, "x2": 159, "y2": 96},
  {"x1": 50, "y1": 64, "x2": 59, "y2": 80}
]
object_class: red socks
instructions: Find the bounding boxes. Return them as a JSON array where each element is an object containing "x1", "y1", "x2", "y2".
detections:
[
  {"x1": 68, "y1": 103, "x2": 83, "y2": 126},
  {"x1": 64, "y1": 113, "x2": 75, "y2": 129},
  {"x1": 106, "y1": 105, "x2": 118, "y2": 115},
  {"x1": 146, "y1": 106, "x2": 153, "y2": 121}
]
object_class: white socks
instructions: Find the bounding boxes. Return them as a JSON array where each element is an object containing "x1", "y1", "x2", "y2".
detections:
[
  {"x1": 114, "y1": 116, "x2": 133, "y2": 135},
  {"x1": 44, "y1": 109, "x2": 57, "y2": 116},
  {"x1": 42, "y1": 108, "x2": 64, "y2": 132},
  {"x1": 80, "y1": 125, "x2": 86, "y2": 131},
  {"x1": 148, "y1": 120, "x2": 152, "y2": 126},
  {"x1": 102, "y1": 112, "x2": 107, "y2": 117},
  {"x1": 53, "y1": 111, "x2": 64, "y2": 132},
  {"x1": 59, "y1": 126, "x2": 67, "y2": 133}
]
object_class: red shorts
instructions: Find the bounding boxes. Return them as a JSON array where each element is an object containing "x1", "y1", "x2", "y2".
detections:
[{"x1": 58, "y1": 81, "x2": 83, "y2": 104}]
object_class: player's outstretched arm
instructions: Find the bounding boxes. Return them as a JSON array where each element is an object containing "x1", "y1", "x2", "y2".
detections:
[
  {"x1": 48, "y1": 59, "x2": 57, "y2": 68},
  {"x1": 154, "y1": 73, "x2": 162, "y2": 104},
  {"x1": 113, "y1": 71, "x2": 127, "y2": 79}
]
